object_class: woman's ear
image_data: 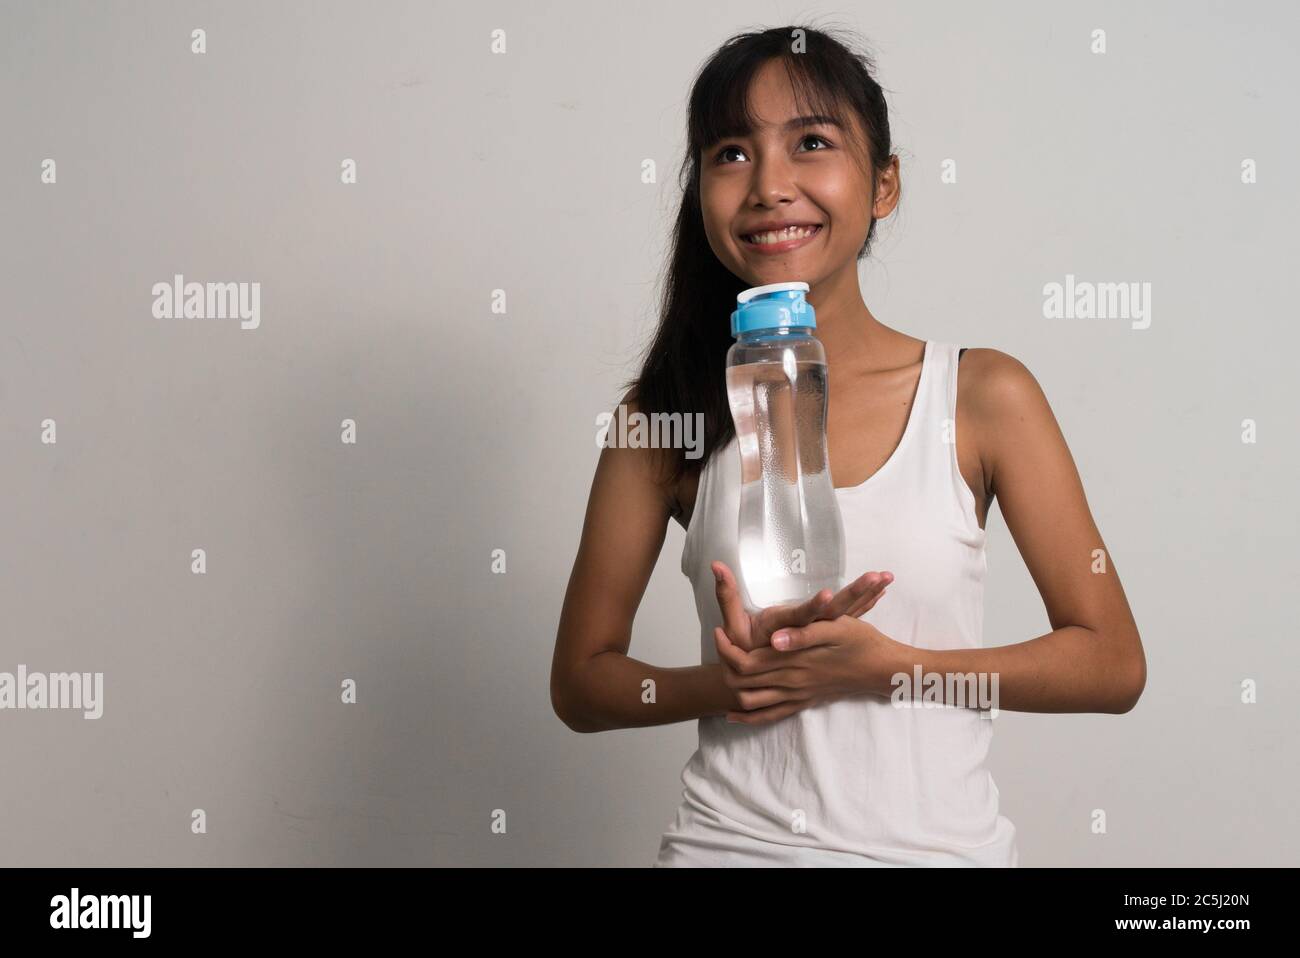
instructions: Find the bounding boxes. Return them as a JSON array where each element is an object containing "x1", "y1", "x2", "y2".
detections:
[{"x1": 872, "y1": 155, "x2": 902, "y2": 219}]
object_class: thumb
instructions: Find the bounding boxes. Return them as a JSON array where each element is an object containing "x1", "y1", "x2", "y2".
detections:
[{"x1": 711, "y1": 561, "x2": 751, "y2": 643}]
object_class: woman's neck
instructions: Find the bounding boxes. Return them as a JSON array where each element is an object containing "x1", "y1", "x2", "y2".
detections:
[{"x1": 807, "y1": 268, "x2": 904, "y2": 371}]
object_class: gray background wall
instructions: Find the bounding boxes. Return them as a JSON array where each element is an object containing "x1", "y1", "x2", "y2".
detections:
[{"x1": 1, "y1": 0, "x2": 1296, "y2": 866}]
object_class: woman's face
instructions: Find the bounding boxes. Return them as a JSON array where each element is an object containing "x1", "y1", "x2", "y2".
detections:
[{"x1": 698, "y1": 59, "x2": 898, "y2": 290}]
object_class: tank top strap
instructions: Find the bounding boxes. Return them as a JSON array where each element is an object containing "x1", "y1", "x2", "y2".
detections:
[
  {"x1": 888, "y1": 341, "x2": 973, "y2": 526},
  {"x1": 898, "y1": 339, "x2": 951, "y2": 458},
  {"x1": 936, "y1": 341, "x2": 961, "y2": 429},
  {"x1": 917, "y1": 339, "x2": 951, "y2": 427},
  {"x1": 928, "y1": 341, "x2": 984, "y2": 536}
]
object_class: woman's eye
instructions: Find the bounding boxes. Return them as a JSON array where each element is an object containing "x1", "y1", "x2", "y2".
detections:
[{"x1": 714, "y1": 135, "x2": 829, "y2": 164}]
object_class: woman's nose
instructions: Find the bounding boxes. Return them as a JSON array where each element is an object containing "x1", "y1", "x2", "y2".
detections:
[{"x1": 747, "y1": 156, "x2": 797, "y2": 207}]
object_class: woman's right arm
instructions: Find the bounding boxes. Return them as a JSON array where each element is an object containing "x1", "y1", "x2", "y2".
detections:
[{"x1": 550, "y1": 394, "x2": 733, "y2": 733}]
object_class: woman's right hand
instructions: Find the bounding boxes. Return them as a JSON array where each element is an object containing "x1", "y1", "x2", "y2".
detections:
[
  {"x1": 710, "y1": 560, "x2": 892, "y2": 654},
  {"x1": 709, "y1": 559, "x2": 893, "y2": 723}
]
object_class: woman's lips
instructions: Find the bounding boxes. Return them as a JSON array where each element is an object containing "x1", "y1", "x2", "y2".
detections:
[{"x1": 739, "y1": 224, "x2": 823, "y2": 255}]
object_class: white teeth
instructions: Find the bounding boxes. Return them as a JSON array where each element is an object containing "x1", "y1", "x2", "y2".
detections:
[{"x1": 745, "y1": 225, "x2": 819, "y2": 245}]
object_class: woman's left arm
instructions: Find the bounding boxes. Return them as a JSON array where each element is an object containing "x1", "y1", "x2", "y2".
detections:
[
  {"x1": 755, "y1": 349, "x2": 1147, "y2": 718},
  {"x1": 898, "y1": 348, "x2": 1146, "y2": 714}
]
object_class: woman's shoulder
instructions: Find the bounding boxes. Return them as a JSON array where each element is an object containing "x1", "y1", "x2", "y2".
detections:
[
  {"x1": 954, "y1": 347, "x2": 1056, "y2": 445},
  {"x1": 955, "y1": 347, "x2": 1043, "y2": 404}
]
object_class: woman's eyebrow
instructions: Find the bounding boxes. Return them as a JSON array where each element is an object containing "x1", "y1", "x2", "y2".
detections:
[
  {"x1": 709, "y1": 114, "x2": 842, "y2": 143},
  {"x1": 781, "y1": 114, "x2": 842, "y2": 132}
]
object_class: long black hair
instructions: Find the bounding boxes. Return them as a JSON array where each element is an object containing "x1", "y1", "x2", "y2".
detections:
[{"x1": 622, "y1": 24, "x2": 897, "y2": 492}]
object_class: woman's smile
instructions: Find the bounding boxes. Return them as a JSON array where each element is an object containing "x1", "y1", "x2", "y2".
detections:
[{"x1": 738, "y1": 223, "x2": 824, "y2": 254}]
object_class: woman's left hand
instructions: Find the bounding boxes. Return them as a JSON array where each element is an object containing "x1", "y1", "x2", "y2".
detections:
[{"x1": 714, "y1": 615, "x2": 907, "y2": 725}]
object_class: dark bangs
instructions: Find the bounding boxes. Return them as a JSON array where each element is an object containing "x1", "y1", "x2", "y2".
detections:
[{"x1": 684, "y1": 30, "x2": 882, "y2": 197}]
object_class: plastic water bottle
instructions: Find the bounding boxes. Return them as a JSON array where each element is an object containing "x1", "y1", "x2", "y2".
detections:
[{"x1": 726, "y1": 282, "x2": 846, "y2": 610}]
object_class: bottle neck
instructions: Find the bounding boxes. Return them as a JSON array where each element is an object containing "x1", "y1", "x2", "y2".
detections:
[{"x1": 735, "y1": 324, "x2": 815, "y2": 342}]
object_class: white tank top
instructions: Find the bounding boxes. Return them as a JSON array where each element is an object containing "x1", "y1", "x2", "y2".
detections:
[{"x1": 655, "y1": 340, "x2": 1019, "y2": 867}]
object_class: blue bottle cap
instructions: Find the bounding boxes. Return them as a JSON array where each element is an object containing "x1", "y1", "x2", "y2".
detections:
[{"x1": 731, "y1": 282, "x2": 816, "y2": 336}]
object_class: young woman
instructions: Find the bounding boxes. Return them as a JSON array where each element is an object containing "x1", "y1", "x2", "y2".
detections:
[{"x1": 550, "y1": 25, "x2": 1146, "y2": 867}]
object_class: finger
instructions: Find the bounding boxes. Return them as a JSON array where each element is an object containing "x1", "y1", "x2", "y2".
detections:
[
  {"x1": 841, "y1": 571, "x2": 892, "y2": 614},
  {"x1": 727, "y1": 666, "x2": 803, "y2": 690},
  {"x1": 719, "y1": 642, "x2": 801, "y2": 676},
  {"x1": 711, "y1": 561, "x2": 752, "y2": 646},
  {"x1": 756, "y1": 572, "x2": 891, "y2": 638},
  {"x1": 770, "y1": 619, "x2": 840, "y2": 652},
  {"x1": 732, "y1": 686, "x2": 806, "y2": 711},
  {"x1": 846, "y1": 582, "x2": 889, "y2": 618},
  {"x1": 727, "y1": 697, "x2": 814, "y2": 725},
  {"x1": 713, "y1": 626, "x2": 757, "y2": 676},
  {"x1": 844, "y1": 572, "x2": 894, "y2": 618},
  {"x1": 846, "y1": 592, "x2": 883, "y2": 619},
  {"x1": 845, "y1": 589, "x2": 881, "y2": 619},
  {"x1": 808, "y1": 571, "x2": 884, "y2": 622},
  {"x1": 755, "y1": 588, "x2": 833, "y2": 639},
  {"x1": 756, "y1": 572, "x2": 879, "y2": 638}
]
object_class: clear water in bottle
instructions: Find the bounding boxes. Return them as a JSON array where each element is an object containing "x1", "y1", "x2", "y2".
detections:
[{"x1": 726, "y1": 282, "x2": 845, "y2": 610}]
